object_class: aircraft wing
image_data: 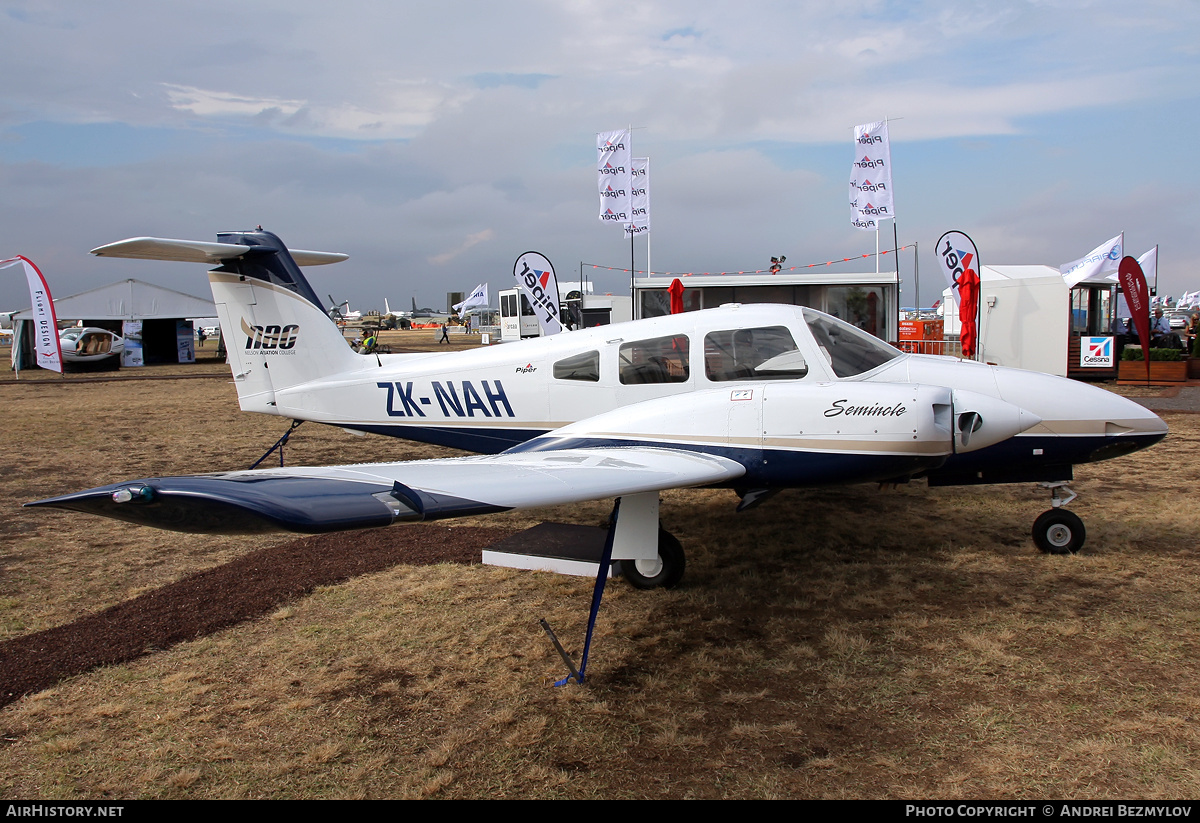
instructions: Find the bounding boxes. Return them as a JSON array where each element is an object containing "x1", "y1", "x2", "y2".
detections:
[
  {"x1": 26, "y1": 448, "x2": 745, "y2": 535},
  {"x1": 90, "y1": 237, "x2": 349, "y2": 266}
]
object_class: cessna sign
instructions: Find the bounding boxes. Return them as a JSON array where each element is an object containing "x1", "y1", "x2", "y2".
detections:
[{"x1": 1081, "y1": 336, "x2": 1114, "y2": 368}]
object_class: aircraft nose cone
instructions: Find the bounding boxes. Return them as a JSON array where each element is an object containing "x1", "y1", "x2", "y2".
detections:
[{"x1": 990, "y1": 367, "x2": 1167, "y2": 452}]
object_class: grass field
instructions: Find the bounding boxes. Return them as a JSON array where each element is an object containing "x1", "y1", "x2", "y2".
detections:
[{"x1": 1, "y1": 340, "x2": 1197, "y2": 799}]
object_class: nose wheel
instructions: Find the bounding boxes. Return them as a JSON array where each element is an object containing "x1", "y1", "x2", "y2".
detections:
[
  {"x1": 1033, "y1": 481, "x2": 1086, "y2": 554},
  {"x1": 1033, "y1": 509, "x2": 1086, "y2": 554}
]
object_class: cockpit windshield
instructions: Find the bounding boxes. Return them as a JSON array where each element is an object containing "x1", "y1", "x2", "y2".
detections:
[{"x1": 802, "y1": 308, "x2": 901, "y2": 378}]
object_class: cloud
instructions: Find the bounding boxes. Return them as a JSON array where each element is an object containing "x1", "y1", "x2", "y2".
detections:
[
  {"x1": 428, "y1": 228, "x2": 496, "y2": 265},
  {"x1": 2, "y1": 0, "x2": 1200, "y2": 310},
  {"x1": 163, "y1": 85, "x2": 306, "y2": 119}
]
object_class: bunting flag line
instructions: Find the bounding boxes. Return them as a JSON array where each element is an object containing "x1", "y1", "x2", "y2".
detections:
[{"x1": 583, "y1": 244, "x2": 916, "y2": 277}]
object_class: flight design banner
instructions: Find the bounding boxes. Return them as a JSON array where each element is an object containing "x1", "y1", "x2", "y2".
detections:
[{"x1": 1, "y1": 255, "x2": 62, "y2": 372}]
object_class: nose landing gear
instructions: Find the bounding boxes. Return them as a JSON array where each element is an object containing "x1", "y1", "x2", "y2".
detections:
[{"x1": 1033, "y1": 482, "x2": 1086, "y2": 554}]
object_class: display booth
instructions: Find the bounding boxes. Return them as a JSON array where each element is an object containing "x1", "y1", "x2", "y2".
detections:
[{"x1": 10, "y1": 279, "x2": 215, "y2": 372}]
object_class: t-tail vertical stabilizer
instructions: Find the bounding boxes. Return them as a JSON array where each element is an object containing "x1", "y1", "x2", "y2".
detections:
[{"x1": 91, "y1": 230, "x2": 364, "y2": 415}]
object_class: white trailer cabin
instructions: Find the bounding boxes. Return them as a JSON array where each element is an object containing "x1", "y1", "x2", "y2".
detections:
[{"x1": 941, "y1": 265, "x2": 1117, "y2": 378}]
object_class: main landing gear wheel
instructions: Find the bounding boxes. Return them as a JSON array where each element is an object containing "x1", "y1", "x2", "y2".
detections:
[
  {"x1": 1032, "y1": 509, "x2": 1086, "y2": 555},
  {"x1": 618, "y1": 528, "x2": 685, "y2": 590}
]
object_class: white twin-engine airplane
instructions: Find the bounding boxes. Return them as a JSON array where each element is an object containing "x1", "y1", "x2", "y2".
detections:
[{"x1": 31, "y1": 229, "x2": 1167, "y2": 591}]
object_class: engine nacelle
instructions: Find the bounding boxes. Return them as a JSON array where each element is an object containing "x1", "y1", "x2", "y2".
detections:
[{"x1": 950, "y1": 389, "x2": 1041, "y2": 453}]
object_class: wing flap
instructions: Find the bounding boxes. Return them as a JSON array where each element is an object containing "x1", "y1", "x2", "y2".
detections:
[{"x1": 27, "y1": 448, "x2": 745, "y2": 534}]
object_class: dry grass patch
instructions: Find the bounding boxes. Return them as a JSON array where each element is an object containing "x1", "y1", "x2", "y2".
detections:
[{"x1": 1, "y1": 374, "x2": 1199, "y2": 797}]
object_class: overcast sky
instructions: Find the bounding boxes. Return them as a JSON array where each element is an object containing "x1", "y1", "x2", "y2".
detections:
[{"x1": 2, "y1": 0, "x2": 1197, "y2": 313}]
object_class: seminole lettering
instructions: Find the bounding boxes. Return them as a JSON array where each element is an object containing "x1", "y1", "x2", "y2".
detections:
[{"x1": 824, "y1": 399, "x2": 908, "y2": 418}]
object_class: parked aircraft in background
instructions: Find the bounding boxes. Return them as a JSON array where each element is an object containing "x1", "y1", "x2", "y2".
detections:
[
  {"x1": 32, "y1": 230, "x2": 1166, "y2": 591},
  {"x1": 383, "y1": 298, "x2": 411, "y2": 319},
  {"x1": 59, "y1": 327, "x2": 124, "y2": 363},
  {"x1": 408, "y1": 296, "x2": 450, "y2": 322},
  {"x1": 327, "y1": 296, "x2": 361, "y2": 322}
]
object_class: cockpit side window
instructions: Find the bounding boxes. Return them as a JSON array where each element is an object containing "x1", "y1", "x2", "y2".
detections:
[
  {"x1": 802, "y1": 308, "x2": 900, "y2": 377},
  {"x1": 619, "y1": 335, "x2": 690, "y2": 384},
  {"x1": 553, "y1": 350, "x2": 600, "y2": 382},
  {"x1": 704, "y1": 326, "x2": 807, "y2": 381}
]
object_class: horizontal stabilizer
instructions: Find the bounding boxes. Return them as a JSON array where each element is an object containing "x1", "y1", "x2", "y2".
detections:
[
  {"x1": 27, "y1": 448, "x2": 745, "y2": 534},
  {"x1": 90, "y1": 237, "x2": 349, "y2": 267}
]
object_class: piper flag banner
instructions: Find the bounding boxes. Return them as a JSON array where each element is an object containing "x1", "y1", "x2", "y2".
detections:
[
  {"x1": 453, "y1": 283, "x2": 489, "y2": 314},
  {"x1": 1060, "y1": 233, "x2": 1122, "y2": 287},
  {"x1": 597, "y1": 129, "x2": 631, "y2": 225},
  {"x1": 935, "y1": 231, "x2": 982, "y2": 359},
  {"x1": 624, "y1": 157, "x2": 650, "y2": 238},
  {"x1": 850, "y1": 120, "x2": 894, "y2": 231},
  {"x1": 1, "y1": 255, "x2": 62, "y2": 372},
  {"x1": 513, "y1": 251, "x2": 563, "y2": 336}
]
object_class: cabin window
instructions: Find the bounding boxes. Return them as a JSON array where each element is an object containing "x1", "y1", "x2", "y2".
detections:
[
  {"x1": 803, "y1": 308, "x2": 900, "y2": 377},
  {"x1": 619, "y1": 335, "x2": 690, "y2": 384},
  {"x1": 704, "y1": 326, "x2": 807, "y2": 381},
  {"x1": 554, "y1": 350, "x2": 600, "y2": 382}
]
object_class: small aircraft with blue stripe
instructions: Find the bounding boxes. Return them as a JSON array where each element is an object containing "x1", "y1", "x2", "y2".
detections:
[{"x1": 30, "y1": 229, "x2": 1167, "y2": 592}]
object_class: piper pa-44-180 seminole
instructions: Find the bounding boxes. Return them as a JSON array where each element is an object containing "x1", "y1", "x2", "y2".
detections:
[{"x1": 30, "y1": 230, "x2": 1167, "y2": 589}]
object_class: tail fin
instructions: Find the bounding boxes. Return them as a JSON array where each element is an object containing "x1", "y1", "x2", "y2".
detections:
[{"x1": 91, "y1": 230, "x2": 366, "y2": 415}]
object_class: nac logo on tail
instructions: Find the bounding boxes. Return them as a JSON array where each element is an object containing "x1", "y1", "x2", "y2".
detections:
[{"x1": 241, "y1": 318, "x2": 299, "y2": 354}]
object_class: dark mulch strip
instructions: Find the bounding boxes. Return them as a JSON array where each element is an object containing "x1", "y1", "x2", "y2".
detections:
[{"x1": 0, "y1": 525, "x2": 515, "y2": 707}]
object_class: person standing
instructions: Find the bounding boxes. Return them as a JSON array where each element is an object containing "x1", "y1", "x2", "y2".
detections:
[{"x1": 439, "y1": 322, "x2": 450, "y2": 344}]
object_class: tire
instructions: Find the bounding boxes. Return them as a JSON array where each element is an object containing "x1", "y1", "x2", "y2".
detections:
[
  {"x1": 618, "y1": 528, "x2": 686, "y2": 589},
  {"x1": 1033, "y1": 509, "x2": 1086, "y2": 555}
]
